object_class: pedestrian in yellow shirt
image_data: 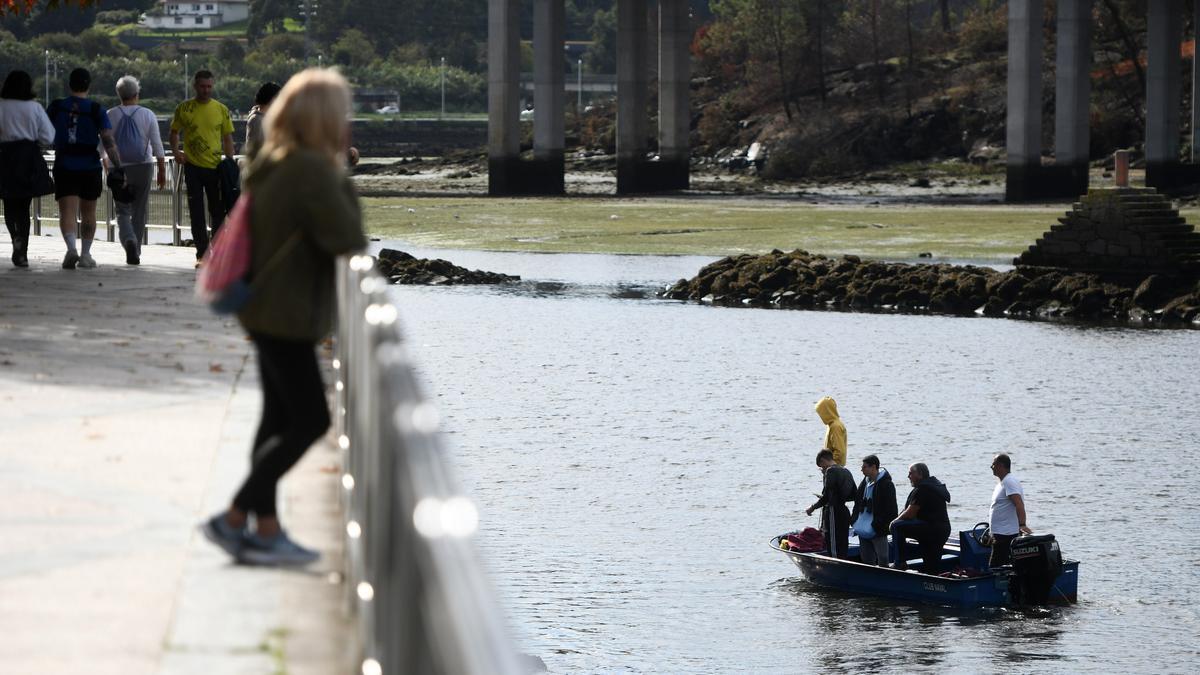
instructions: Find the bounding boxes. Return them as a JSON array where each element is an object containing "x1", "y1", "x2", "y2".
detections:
[{"x1": 169, "y1": 69, "x2": 235, "y2": 264}]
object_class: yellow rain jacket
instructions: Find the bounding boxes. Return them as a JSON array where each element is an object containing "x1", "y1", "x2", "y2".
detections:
[{"x1": 815, "y1": 396, "x2": 847, "y2": 466}]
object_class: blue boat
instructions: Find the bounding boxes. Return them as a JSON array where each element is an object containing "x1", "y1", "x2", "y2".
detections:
[{"x1": 771, "y1": 526, "x2": 1079, "y2": 608}]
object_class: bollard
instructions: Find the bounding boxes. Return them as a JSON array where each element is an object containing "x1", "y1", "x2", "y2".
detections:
[{"x1": 1114, "y1": 150, "x2": 1130, "y2": 187}]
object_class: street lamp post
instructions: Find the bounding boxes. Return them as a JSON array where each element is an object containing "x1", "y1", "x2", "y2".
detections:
[
  {"x1": 44, "y1": 50, "x2": 49, "y2": 104},
  {"x1": 440, "y1": 56, "x2": 446, "y2": 119},
  {"x1": 183, "y1": 53, "x2": 189, "y2": 100},
  {"x1": 577, "y1": 59, "x2": 583, "y2": 115}
]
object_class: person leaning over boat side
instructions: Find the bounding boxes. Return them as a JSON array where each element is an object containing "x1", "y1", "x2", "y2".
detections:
[
  {"x1": 805, "y1": 449, "x2": 857, "y2": 559},
  {"x1": 988, "y1": 453, "x2": 1032, "y2": 568},
  {"x1": 850, "y1": 454, "x2": 898, "y2": 566},
  {"x1": 888, "y1": 462, "x2": 952, "y2": 574},
  {"x1": 814, "y1": 396, "x2": 847, "y2": 466}
]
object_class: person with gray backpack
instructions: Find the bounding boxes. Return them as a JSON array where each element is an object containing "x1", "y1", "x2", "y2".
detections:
[{"x1": 104, "y1": 75, "x2": 166, "y2": 265}]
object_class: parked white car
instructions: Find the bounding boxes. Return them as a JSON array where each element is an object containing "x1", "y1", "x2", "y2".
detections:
[
  {"x1": 519, "y1": 108, "x2": 534, "y2": 121},
  {"x1": 378, "y1": 105, "x2": 399, "y2": 114}
]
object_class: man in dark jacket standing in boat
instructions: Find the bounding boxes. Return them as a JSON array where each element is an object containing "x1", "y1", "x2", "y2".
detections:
[
  {"x1": 806, "y1": 449, "x2": 857, "y2": 559},
  {"x1": 850, "y1": 454, "x2": 898, "y2": 566},
  {"x1": 889, "y1": 463, "x2": 952, "y2": 574}
]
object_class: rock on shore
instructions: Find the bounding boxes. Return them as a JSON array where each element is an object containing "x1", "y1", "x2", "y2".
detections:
[
  {"x1": 376, "y1": 248, "x2": 519, "y2": 285},
  {"x1": 660, "y1": 249, "x2": 1200, "y2": 327}
]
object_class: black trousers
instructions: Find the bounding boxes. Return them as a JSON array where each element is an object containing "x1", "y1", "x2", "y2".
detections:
[
  {"x1": 184, "y1": 162, "x2": 225, "y2": 259},
  {"x1": 232, "y1": 333, "x2": 331, "y2": 518},
  {"x1": 891, "y1": 520, "x2": 950, "y2": 574},
  {"x1": 989, "y1": 533, "x2": 1017, "y2": 568},
  {"x1": 822, "y1": 503, "x2": 851, "y2": 559},
  {"x1": 3, "y1": 196, "x2": 32, "y2": 252}
]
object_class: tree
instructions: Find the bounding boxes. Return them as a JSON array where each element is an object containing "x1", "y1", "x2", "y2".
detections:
[{"x1": 332, "y1": 28, "x2": 376, "y2": 68}]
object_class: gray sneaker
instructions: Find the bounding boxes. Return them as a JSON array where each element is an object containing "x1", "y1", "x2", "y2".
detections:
[
  {"x1": 240, "y1": 530, "x2": 320, "y2": 567},
  {"x1": 77, "y1": 254, "x2": 98, "y2": 269},
  {"x1": 200, "y1": 513, "x2": 247, "y2": 559},
  {"x1": 62, "y1": 250, "x2": 79, "y2": 269}
]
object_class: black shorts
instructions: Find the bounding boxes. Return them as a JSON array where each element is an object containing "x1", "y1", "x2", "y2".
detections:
[{"x1": 53, "y1": 166, "x2": 103, "y2": 201}]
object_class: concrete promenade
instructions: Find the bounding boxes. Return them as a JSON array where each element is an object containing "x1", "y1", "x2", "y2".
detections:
[{"x1": 0, "y1": 233, "x2": 351, "y2": 674}]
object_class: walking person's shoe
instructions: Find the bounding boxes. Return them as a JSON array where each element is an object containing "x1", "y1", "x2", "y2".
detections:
[
  {"x1": 77, "y1": 254, "x2": 98, "y2": 269},
  {"x1": 200, "y1": 512, "x2": 247, "y2": 559},
  {"x1": 240, "y1": 530, "x2": 320, "y2": 567},
  {"x1": 11, "y1": 248, "x2": 27, "y2": 268},
  {"x1": 62, "y1": 250, "x2": 80, "y2": 269},
  {"x1": 123, "y1": 240, "x2": 140, "y2": 265}
]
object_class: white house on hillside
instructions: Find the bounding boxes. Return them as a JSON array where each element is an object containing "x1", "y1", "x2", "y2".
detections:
[{"x1": 140, "y1": 0, "x2": 250, "y2": 30}]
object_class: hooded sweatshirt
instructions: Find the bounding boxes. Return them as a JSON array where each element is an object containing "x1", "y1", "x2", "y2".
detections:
[
  {"x1": 905, "y1": 476, "x2": 952, "y2": 534},
  {"x1": 814, "y1": 396, "x2": 847, "y2": 466}
]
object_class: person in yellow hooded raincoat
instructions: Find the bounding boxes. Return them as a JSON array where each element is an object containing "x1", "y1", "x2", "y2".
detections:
[{"x1": 815, "y1": 396, "x2": 847, "y2": 466}]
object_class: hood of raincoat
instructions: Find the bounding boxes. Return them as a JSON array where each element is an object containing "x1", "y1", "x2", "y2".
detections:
[{"x1": 815, "y1": 396, "x2": 840, "y2": 424}]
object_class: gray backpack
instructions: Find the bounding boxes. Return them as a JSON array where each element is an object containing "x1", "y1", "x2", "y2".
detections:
[{"x1": 114, "y1": 107, "x2": 146, "y2": 163}]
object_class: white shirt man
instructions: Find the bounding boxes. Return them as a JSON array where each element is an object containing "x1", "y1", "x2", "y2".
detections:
[{"x1": 988, "y1": 453, "x2": 1032, "y2": 567}]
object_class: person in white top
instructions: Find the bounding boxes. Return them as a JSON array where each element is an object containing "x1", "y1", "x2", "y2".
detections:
[
  {"x1": 0, "y1": 69, "x2": 55, "y2": 267},
  {"x1": 988, "y1": 453, "x2": 1032, "y2": 568},
  {"x1": 103, "y1": 75, "x2": 167, "y2": 265}
]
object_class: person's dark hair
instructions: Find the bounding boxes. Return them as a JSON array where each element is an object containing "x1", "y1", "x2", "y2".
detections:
[
  {"x1": 68, "y1": 68, "x2": 91, "y2": 93},
  {"x1": 910, "y1": 462, "x2": 930, "y2": 479},
  {"x1": 1, "y1": 70, "x2": 35, "y2": 101},
  {"x1": 862, "y1": 454, "x2": 880, "y2": 468},
  {"x1": 194, "y1": 69, "x2": 215, "y2": 83},
  {"x1": 254, "y1": 81, "x2": 282, "y2": 107},
  {"x1": 993, "y1": 453, "x2": 1011, "y2": 471},
  {"x1": 815, "y1": 449, "x2": 834, "y2": 465}
]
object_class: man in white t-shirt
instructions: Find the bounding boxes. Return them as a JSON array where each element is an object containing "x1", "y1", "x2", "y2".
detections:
[
  {"x1": 988, "y1": 453, "x2": 1032, "y2": 568},
  {"x1": 104, "y1": 75, "x2": 167, "y2": 265}
]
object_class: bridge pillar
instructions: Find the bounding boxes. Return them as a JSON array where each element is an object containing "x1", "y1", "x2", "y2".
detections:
[
  {"x1": 1145, "y1": 0, "x2": 1200, "y2": 190},
  {"x1": 656, "y1": 0, "x2": 691, "y2": 191},
  {"x1": 488, "y1": 0, "x2": 566, "y2": 195},
  {"x1": 1052, "y1": 0, "x2": 1092, "y2": 197},
  {"x1": 487, "y1": 0, "x2": 523, "y2": 195},
  {"x1": 1005, "y1": 0, "x2": 1046, "y2": 201},
  {"x1": 532, "y1": 0, "x2": 566, "y2": 194},
  {"x1": 617, "y1": 0, "x2": 652, "y2": 194}
]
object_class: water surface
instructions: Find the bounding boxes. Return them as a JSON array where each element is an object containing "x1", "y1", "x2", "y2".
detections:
[{"x1": 381, "y1": 243, "x2": 1200, "y2": 673}]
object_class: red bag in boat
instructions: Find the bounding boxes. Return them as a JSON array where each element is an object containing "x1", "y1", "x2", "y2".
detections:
[{"x1": 785, "y1": 527, "x2": 825, "y2": 552}]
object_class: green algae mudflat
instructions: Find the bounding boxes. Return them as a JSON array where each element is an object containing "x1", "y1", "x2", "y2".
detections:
[{"x1": 363, "y1": 196, "x2": 1200, "y2": 262}]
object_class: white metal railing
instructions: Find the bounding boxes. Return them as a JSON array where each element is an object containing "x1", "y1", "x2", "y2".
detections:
[{"x1": 334, "y1": 255, "x2": 524, "y2": 675}]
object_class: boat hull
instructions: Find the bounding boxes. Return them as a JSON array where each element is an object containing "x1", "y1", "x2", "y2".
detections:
[{"x1": 772, "y1": 535, "x2": 1078, "y2": 608}]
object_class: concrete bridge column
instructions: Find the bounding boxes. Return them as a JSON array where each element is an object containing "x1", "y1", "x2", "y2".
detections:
[
  {"x1": 616, "y1": 0, "x2": 651, "y2": 194},
  {"x1": 1193, "y1": 0, "x2": 1200, "y2": 163},
  {"x1": 1053, "y1": 0, "x2": 1092, "y2": 196},
  {"x1": 656, "y1": 0, "x2": 691, "y2": 190},
  {"x1": 1005, "y1": 0, "x2": 1044, "y2": 201},
  {"x1": 532, "y1": 0, "x2": 566, "y2": 194},
  {"x1": 1145, "y1": 0, "x2": 1184, "y2": 189},
  {"x1": 487, "y1": 0, "x2": 522, "y2": 195}
]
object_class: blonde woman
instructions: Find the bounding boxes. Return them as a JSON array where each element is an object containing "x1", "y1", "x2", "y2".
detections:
[{"x1": 201, "y1": 69, "x2": 366, "y2": 566}]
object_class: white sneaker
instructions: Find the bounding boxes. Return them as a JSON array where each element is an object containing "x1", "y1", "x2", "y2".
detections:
[{"x1": 77, "y1": 254, "x2": 98, "y2": 269}]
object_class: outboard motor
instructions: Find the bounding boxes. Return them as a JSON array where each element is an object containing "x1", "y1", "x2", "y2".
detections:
[{"x1": 1009, "y1": 534, "x2": 1064, "y2": 605}]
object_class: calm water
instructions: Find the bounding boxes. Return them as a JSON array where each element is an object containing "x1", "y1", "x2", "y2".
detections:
[{"x1": 380, "y1": 243, "x2": 1200, "y2": 674}]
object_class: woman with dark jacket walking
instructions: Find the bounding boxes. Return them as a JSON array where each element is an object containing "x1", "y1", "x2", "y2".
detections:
[
  {"x1": 200, "y1": 68, "x2": 366, "y2": 566},
  {"x1": 850, "y1": 454, "x2": 899, "y2": 566},
  {"x1": 0, "y1": 70, "x2": 54, "y2": 267}
]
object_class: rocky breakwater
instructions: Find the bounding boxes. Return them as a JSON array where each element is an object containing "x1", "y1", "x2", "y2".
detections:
[
  {"x1": 376, "y1": 248, "x2": 519, "y2": 285},
  {"x1": 660, "y1": 249, "x2": 1200, "y2": 327}
]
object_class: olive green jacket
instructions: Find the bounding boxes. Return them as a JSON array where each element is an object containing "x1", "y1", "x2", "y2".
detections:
[{"x1": 236, "y1": 148, "x2": 366, "y2": 342}]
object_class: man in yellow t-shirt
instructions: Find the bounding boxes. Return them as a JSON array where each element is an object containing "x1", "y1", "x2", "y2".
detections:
[{"x1": 170, "y1": 69, "x2": 235, "y2": 263}]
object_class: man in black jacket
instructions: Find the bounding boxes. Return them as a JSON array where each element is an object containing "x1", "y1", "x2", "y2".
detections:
[
  {"x1": 805, "y1": 449, "x2": 857, "y2": 559},
  {"x1": 850, "y1": 454, "x2": 898, "y2": 566},
  {"x1": 889, "y1": 462, "x2": 952, "y2": 574}
]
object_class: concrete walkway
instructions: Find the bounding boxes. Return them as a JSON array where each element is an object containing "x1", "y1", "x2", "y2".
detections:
[{"x1": 0, "y1": 232, "x2": 351, "y2": 674}]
